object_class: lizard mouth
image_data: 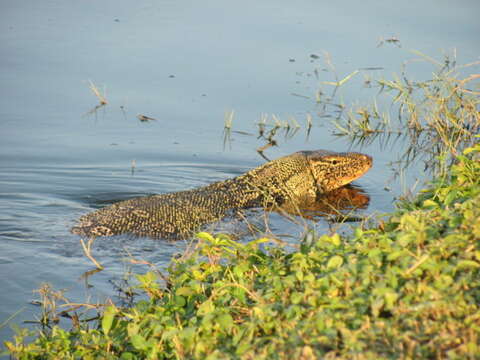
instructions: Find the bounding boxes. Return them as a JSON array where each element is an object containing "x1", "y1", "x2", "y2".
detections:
[
  {"x1": 353, "y1": 154, "x2": 373, "y2": 180},
  {"x1": 345, "y1": 155, "x2": 372, "y2": 185}
]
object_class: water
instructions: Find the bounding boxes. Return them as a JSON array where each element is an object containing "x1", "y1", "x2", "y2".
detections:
[{"x1": 1, "y1": 0, "x2": 478, "y2": 347}]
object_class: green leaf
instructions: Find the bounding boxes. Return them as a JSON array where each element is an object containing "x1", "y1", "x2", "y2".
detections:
[
  {"x1": 196, "y1": 232, "x2": 215, "y2": 243},
  {"x1": 397, "y1": 234, "x2": 413, "y2": 247},
  {"x1": 422, "y1": 199, "x2": 438, "y2": 208},
  {"x1": 174, "y1": 295, "x2": 186, "y2": 307},
  {"x1": 233, "y1": 263, "x2": 249, "y2": 278},
  {"x1": 176, "y1": 286, "x2": 196, "y2": 296},
  {"x1": 444, "y1": 190, "x2": 458, "y2": 205},
  {"x1": 434, "y1": 275, "x2": 453, "y2": 290},
  {"x1": 179, "y1": 327, "x2": 196, "y2": 349},
  {"x1": 384, "y1": 291, "x2": 398, "y2": 310},
  {"x1": 197, "y1": 299, "x2": 214, "y2": 315},
  {"x1": 400, "y1": 214, "x2": 421, "y2": 229},
  {"x1": 354, "y1": 227, "x2": 364, "y2": 238},
  {"x1": 295, "y1": 270, "x2": 304, "y2": 281},
  {"x1": 291, "y1": 292, "x2": 303, "y2": 304},
  {"x1": 130, "y1": 334, "x2": 148, "y2": 351},
  {"x1": 463, "y1": 146, "x2": 476, "y2": 155},
  {"x1": 457, "y1": 260, "x2": 480, "y2": 270},
  {"x1": 387, "y1": 250, "x2": 405, "y2": 261},
  {"x1": 217, "y1": 313, "x2": 234, "y2": 332},
  {"x1": 101, "y1": 306, "x2": 116, "y2": 336},
  {"x1": 327, "y1": 255, "x2": 343, "y2": 269},
  {"x1": 330, "y1": 233, "x2": 341, "y2": 247},
  {"x1": 120, "y1": 353, "x2": 136, "y2": 360}
]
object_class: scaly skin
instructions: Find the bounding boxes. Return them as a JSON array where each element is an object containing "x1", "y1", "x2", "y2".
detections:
[{"x1": 72, "y1": 150, "x2": 372, "y2": 240}]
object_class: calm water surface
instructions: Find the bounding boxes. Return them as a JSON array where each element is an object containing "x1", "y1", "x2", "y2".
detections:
[{"x1": 1, "y1": 0, "x2": 478, "y2": 346}]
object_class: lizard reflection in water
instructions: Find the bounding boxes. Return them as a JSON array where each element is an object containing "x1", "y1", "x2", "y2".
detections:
[
  {"x1": 277, "y1": 184, "x2": 370, "y2": 223},
  {"x1": 72, "y1": 150, "x2": 372, "y2": 240}
]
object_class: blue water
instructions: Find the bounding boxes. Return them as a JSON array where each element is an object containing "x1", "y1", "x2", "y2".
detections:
[{"x1": 1, "y1": 0, "x2": 478, "y2": 348}]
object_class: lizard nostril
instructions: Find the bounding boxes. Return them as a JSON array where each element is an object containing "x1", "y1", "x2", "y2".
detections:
[{"x1": 362, "y1": 154, "x2": 372, "y2": 165}]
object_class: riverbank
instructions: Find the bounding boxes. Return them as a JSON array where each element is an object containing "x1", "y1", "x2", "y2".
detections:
[{"x1": 4, "y1": 141, "x2": 479, "y2": 359}]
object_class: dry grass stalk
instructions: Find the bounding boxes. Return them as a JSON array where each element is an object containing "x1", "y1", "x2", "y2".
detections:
[
  {"x1": 88, "y1": 80, "x2": 108, "y2": 105},
  {"x1": 80, "y1": 237, "x2": 104, "y2": 269}
]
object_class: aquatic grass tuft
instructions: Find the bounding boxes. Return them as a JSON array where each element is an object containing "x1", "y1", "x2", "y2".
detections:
[
  {"x1": 223, "y1": 109, "x2": 235, "y2": 150},
  {"x1": 82, "y1": 80, "x2": 109, "y2": 118},
  {"x1": 328, "y1": 51, "x2": 480, "y2": 174},
  {"x1": 221, "y1": 111, "x2": 314, "y2": 160},
  {"x1": 219, "y1": 50, "x2": 478, "y2": 175},
  {"x1": 87, "y1": 79, "x2": 108, "y2": 105}
]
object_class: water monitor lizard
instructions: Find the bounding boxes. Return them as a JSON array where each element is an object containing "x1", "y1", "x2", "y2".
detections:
[{"x1": 72, "y1": 150, "x2": 372, "y2": 240}]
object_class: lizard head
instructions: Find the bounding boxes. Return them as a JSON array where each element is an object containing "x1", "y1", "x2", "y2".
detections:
[{"x1": 304, "y1": 150, "x2": 372, "y2": 193}]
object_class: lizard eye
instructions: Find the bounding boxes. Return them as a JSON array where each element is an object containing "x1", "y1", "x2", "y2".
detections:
[{"x1": 331, "y1": 160, "x2": 338, "y2": 165}]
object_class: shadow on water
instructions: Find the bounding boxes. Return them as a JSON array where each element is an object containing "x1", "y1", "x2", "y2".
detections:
[{"x1": 277, "y1": 184, "x2": 369, "y2": 222}]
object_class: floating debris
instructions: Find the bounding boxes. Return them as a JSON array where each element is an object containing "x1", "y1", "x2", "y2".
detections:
[
  {"x1": 377, "y1": 36, "x2": 401, "y2": 48},
  {"x1": 232, "y1": 130, "x2": 254, "y2": 136},
  {"x1": 137, "y1": 114, "x2": 157, "y2": 122},
  {"x1": 291, "y1": 92, "x2": 311, "y2": 99},
  {"x1": 359, "y1": 67, "x2": 384, "y2": 71}
]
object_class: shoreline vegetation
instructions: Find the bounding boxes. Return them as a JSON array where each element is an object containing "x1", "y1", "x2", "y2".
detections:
[{"x1": 3, "y1": 53, "x2": 480, "y2": 359}]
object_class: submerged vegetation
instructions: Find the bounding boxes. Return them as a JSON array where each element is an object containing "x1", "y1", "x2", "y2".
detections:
[
  {"x1": 3, "y1": 52, "x2": 480, "y2": 358},
  {"x1": 4, "y1": 142, "x2": 480, "y2": 358}
]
